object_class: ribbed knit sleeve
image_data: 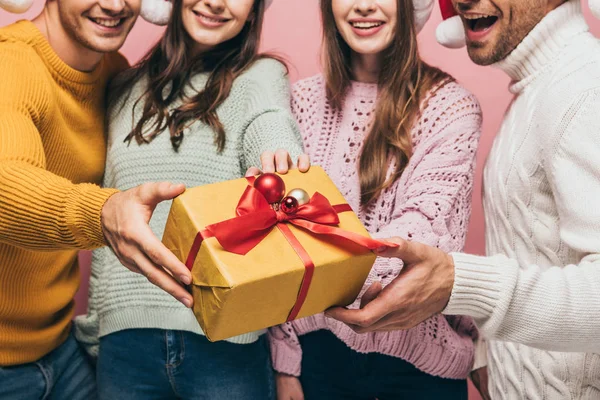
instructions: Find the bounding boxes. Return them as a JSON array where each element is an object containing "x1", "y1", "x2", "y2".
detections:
[
  {"x1": 239, "y1": 59, "x2": 304, "y2": 172},
  {"x1": 0, "y1": 43, "x2": 117, "y2": 251}
]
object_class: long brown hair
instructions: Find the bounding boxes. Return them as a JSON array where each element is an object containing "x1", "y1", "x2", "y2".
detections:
[
  {"x1": 321, "y1": 0, "x2": 450, "y2": 206},
  {"x1": 113, "y1": 0, "x2": 270, "y2": 152}
]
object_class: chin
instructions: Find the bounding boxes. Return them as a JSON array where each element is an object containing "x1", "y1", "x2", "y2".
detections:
[
  {"x1": 352, "y1": 46, "x2": 385, "y2": 56},
  {"x1": 192, "y1": 38, "x2": 217, "y2": 47},
  {"x1": 87, "y1": 38, "x2": 127, "y2": 54},
  {"x1": 466, "y1": 45, "x2": 495, "y2": 66},
  {"x1": 190, "y1": 35, "x2": 221, "y2": 50}
]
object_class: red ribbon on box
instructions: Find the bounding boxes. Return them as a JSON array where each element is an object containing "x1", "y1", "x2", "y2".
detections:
[{"x1": 185, "y1": 178, "x2": 393, "y2": 322}]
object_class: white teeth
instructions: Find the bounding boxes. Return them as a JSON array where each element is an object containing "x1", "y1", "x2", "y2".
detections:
[
  {"x1": 464, "y1": 14, "x2": 493, "y2": 20},
  {"x1": 351, "y1": 21, "x2": 383, "y2": 29},
  {"x1": 92, "y1": 18, "x2": 121, "y2": 27},
  {"x1": 198, "y1": 14, "x2": 226, "y2": 23}
]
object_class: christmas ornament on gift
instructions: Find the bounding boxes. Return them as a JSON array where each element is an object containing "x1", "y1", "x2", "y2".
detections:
[
  {"x1": 253, "y1": 173, "x2": 311, "y2": 211},
  {"x1": 162, "y1": 166, "x2": 390, "y2": 341}
]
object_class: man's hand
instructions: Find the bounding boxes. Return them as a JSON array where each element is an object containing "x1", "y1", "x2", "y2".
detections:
[
  {"x1": 325, "y1": 237, "x2": 455, "y2": 332},
  {"x1": 245, "y1": 149, "x2": 310, "y2": 176},
  {"x1": 471, "y1": 367, "x2": 491, "y2": 400},
  {"x1": 276, "y1": 373, "x2": 304, "y2": 400},
  {"x1": 101, "y1": 182, "x2": 193, "y2": 308}
]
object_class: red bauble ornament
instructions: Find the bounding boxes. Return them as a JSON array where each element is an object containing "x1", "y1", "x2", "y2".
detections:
[
  {"x1": 280, "y1": 196, "x2": 299, "y2": 214},
  {"x1": 254, "y1": 173, "x2": 286, "y2": 204}
]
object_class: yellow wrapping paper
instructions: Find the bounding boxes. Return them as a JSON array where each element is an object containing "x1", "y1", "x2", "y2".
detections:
[{"x1": 162, "y1": 166, "x2": 377, "y2": 341}]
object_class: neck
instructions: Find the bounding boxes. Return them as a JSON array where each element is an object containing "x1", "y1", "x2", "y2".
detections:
[
  {"x1": 32, "y1": 5, "x2": 103, "y2": 72},
  {"x1": 546, "y1": 0, "x2": 568, "y2": 13},
  {"x1": 494, "y1": 0, "x2": 587, "y2": 88},
  {"x1": 351, "y1": 52, "x2": 381, "y2": 83}
]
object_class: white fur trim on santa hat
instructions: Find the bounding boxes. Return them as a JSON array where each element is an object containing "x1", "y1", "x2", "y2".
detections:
[
  {"x1": 141, "y1": 0, "x2": 274, "y2": 26},
  {"x1": 589, "y1": 0, "x2": 600, "y2": 18},
  {"x1": 140, "y1": 0, "x2": 173, "y2": 25},
  {"x1": 414, "y1": 0, "x2": 435, "y2": 33},
  {"x1": 436, "y1": 15, "x2": 466, "y2": 48},
  {"x1": 0, "y1": 0, "x2": 34, "y2": 13}
]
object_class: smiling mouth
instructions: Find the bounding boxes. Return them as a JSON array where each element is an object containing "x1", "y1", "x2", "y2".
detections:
[
  {"x1": 88, "y1": 17, "x2": 126, "y2": 28},
  {"x1": 350, "y1": 21, "x2": 384, "y2": 29},
  {"x1": 464, "y1": 14, "x2": 499, "y2": 32},
  {"x1": 193, "y1": 10, "x2": 229, "y2": 24}
]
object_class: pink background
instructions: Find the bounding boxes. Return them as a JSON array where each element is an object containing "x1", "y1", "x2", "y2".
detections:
[{"x1": 3, "y1": 1, "x2": 600, "y2": 398}]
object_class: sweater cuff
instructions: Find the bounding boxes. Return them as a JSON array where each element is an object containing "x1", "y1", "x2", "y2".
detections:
[
  {"x1": 442, "y1": 252, "x2": 517, "y2": 320},
  {"x1": 271, "y1": 348, "x2": 301, "y2": 377},
  {"x1": 472, "y1": 337, "x2": 488, "y2": 371},
  {"x1": 268, "y1": 333, "x2": 302, "y2": 377},
  {"x1": 65, "y1": 184, "x2": 119, "y2": 249}
]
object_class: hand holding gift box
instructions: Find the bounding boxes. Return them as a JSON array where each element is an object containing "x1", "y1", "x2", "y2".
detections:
[{"x1": 162, "y1": 166, "x2": 393, "y2": 341}]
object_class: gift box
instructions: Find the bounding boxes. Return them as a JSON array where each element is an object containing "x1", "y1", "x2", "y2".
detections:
[{"x1": 162, "y1": 166, "x2": 385, "y2": 341}]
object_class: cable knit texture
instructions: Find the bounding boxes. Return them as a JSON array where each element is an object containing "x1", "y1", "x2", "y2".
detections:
[
  {"x1": 442, "y1": 1, "x2": 600, "y2": 398},
  {"x1": 268, "y1": 74, "x2": 482, "y2": 379},
  {"x1": 0, "y1": 21, "x2": 125, "y2": 366},
  {"x1": 74, "y1": 58, "x2": 305, "y2": 356}
]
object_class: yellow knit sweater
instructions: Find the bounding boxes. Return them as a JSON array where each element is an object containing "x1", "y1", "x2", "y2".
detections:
[{"x1": 0, "y1": 20, "x2": 126, "y2": 366}]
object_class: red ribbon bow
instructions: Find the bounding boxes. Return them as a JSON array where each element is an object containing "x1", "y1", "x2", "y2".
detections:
[{"x1": 204, "y1": 185, "x2": 376, "y2": 255}]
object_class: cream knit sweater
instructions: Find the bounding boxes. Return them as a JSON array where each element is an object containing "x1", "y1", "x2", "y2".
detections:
[{"x1": 443, "y1": 1, "x2": 600, "y2": 398}]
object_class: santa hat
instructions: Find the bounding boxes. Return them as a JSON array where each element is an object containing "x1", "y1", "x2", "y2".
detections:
[
  {"x1": 414, "y1": 0, "x2": 436, "y2": 33},
  {"x1": 0, "y1": 0, "x2": 274, "y2": 25},
  {"x1": 436, "y1": 0, "x2": 600, "y2": 49}
]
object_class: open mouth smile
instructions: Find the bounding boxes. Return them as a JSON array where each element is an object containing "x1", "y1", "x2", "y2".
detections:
[{"x1": 463, "y1": 13, "x2": 499, "y2": 41}]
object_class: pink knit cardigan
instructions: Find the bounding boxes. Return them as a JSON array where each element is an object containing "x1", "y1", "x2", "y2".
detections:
[{"x1": 268, "y1": 75, "x2": 483, "y2": 380}]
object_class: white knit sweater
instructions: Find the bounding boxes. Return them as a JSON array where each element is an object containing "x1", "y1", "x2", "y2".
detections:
[{"x1": 443, "y1": 2, "x2": 600, "y2": 398}]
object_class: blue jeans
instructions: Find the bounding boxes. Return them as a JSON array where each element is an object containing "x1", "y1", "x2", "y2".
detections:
[
  {"x1": 0, "y1": 330, "x2": 97, "y2": 400},
  {"x1": 299, "y1": 331, "x2": 468, "y2": 400},
  {"x1": 97, "y1": 329, "x2": 275, "y2": 400}
]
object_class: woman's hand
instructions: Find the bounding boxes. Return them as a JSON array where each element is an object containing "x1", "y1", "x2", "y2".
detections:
[{"x1": 246, "y1": 149, "x2": 310, "y2": 176}]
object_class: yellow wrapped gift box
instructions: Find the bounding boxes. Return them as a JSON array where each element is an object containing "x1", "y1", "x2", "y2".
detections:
[{"x1": 162, "y1": 166, "x2": 381, "y2": 342}]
